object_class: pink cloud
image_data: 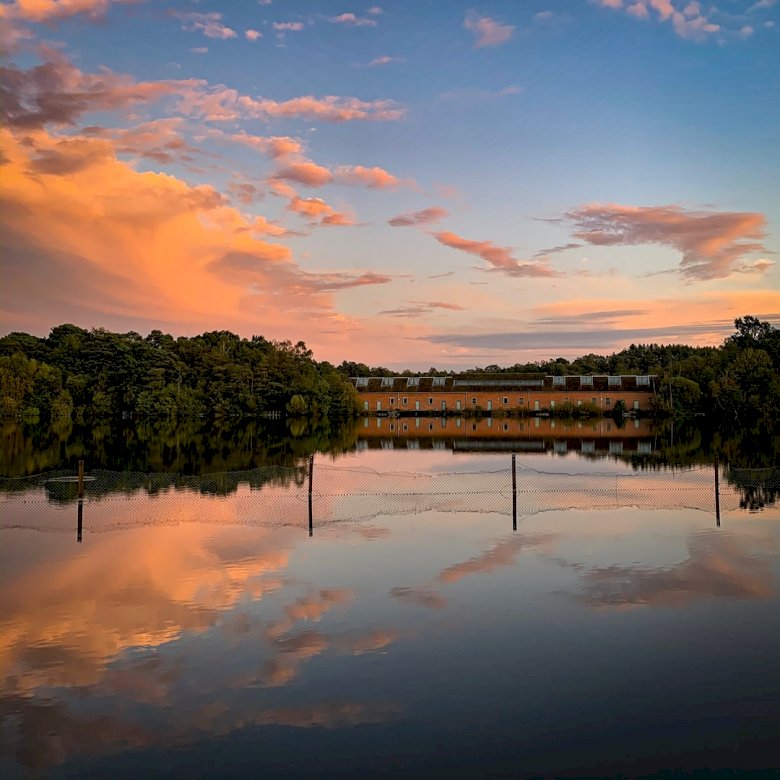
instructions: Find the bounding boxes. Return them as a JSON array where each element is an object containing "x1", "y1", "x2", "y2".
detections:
[
  {"x1": 597, "y1": 0, "x2": 722, "y2": 40},
  {"x1": 328, "y1": 12, "x2": 377, "y2": 27},
  {"x1": 288, "y1": 196, "x2": 335, "y2": 217},
  {"x1": 228, "y1": 131, "x2": 303, "y2": 159},
  {"x1": 176, "y1": 11, "x2": 237, "y2": 40},
  {"x1": 335, "y1": 164, "x2": 409, "y2": 189},
  {"x1": 433, "y1": 230, "x2": 560, "y2": 277},
  {"x1": 245, "y1": 29, "x2": 262, "y2": 41},
  {"x1": 272, "y1": 21, "x2": 304, "y2": 31},
  {"x1": 273, "y1": 160, "x2": 333, "y2": 187},
  {"x1": 463, "y1": 11, "x2": 516, "y2": 48},
  {"x1": 388, "y1": 206, "x2": 448, "y2": 227},
  {"x1": 238, "y1": 94, "x2": 406, "y2": 122},
  {"x1": 565, "y1": 203, "x2": 771, "y2": 280},
  {"x1": 86, "y1": 118, "x2": 203, "y2": 165}
]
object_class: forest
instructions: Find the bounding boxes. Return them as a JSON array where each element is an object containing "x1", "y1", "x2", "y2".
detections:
[{"x1": 0, "y1": 316, "x2": 778, "y2": 425}]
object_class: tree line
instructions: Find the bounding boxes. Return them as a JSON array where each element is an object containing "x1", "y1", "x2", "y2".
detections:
[
  {"x1": 1, "y1": 317, "x2": 777, "y2": 425},
  {"x1": 338, "y1": 316, "x2": 780, "y2": 425},
  {"x1": 0, "y1": 326, "x2": 360, "y2": 423}
]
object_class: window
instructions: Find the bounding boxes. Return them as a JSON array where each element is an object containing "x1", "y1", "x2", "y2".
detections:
[
  {"x1": 402, "y1": 397, "x2": 407, "y2": 405},
  {"x1": 518, "y1": 398, "x2": 524, "y2": 405},
  {"x1": 577, "y1": 400, "x2": 582, "y2": 407},
  {"x1": 455, "y1": 400, "x2": 461, "y2": 410},
  {"x1": 580, "y1": 376, "x2": 593, "y2": 387},
  {"x1": 633, "y1": 400, "x2": 640, "y2": 410},
  {"x1": 605, "y1": 397, "x2": 611, "y2": 405},
  {"x1": 428, "y1": 397, "x2": 433, "y2": 405},
  {"x1": 637, "y1": 375, "x2": 651, "y2": 386},
  {"x1": 550, "y1": 400, "x2": 556, "y2": 409},
  {"x1": 381, "y1": 377, "x2": 394, "y2": 388},
  {"x1": 407, "y1": 377, "x2": 419, "y2": 387},
  {"x1": 356, "y1": 377, "x2": 369, "y2": 388},
  {"x1": 553, "y1": 376, "x2": 565, "y2": 386},
  {"x1": 592, "y1": 397, "x2": 597, "y2": 404},
  {"x1": 433, "y1": 376, "x2": 446, "y2": 387},
  {"x1": 503, "y1": 397, "x2": 508, "y2": 404},
  {"x1": 363, "y1": 401, "x2": 368, "y2": 410},
  {"x1": 564, "y1": 397, "x2": 569, "y2": 402},
  {"x1": 389, "y1": 397, "x2": 394, "y2": 405},
  {"x1": 471, "y1": 397, "x2": 477, "y2": 405},
  {"x1": 608, "y1": 375, "x2": 621, "y2": 387}
]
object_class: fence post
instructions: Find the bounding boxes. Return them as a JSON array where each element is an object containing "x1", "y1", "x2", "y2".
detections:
[
  {"x1": 714, "y1": 454, "x2": 720, "y2": 527},
  {"x1": 77, "y1": 460, "x2": 84, "y2": 499},
  {"x1": 308, "y1": 454, "x2": 314, "y2": 537},
  {"x1": 512, "y1": 453, "x2": 517, "y2": 532}
]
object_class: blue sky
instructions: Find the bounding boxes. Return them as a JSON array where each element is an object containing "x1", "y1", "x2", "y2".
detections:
[{"x1": 1, "y1": 0, "x2": 778, "y2": 367}]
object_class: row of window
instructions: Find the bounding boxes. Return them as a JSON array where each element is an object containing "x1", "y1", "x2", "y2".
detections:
[{"x1": 364, "y1": 397, "x2": 640, "y2": 411}]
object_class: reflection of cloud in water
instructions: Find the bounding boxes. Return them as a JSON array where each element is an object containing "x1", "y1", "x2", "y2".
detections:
[
  {"x1": 572, "y1": 531, "x2": 774, "y2": 609},
  {"x1": 391, "y1": 533, "x2": 557, "y2": 609}
]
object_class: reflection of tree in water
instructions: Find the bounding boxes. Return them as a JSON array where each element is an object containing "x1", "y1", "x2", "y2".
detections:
[{"x1": 727, "y1": 468, "x2": 780, "y2": 512}]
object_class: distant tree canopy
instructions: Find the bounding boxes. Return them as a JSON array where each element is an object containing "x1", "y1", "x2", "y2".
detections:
[
  {"x1": 1, "y1": 317, "x2": 777, "y2": 424},
  {"x1": 0, "y1": 326, "x2": 360, "y2": 422},
  {"x1": 336, "y1": 316, "x2": 780, "y2": 424}
]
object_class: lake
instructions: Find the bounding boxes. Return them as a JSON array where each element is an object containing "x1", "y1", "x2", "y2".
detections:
[{"x1": 1, "y1": 419, "x2": 779, "y2": 778}]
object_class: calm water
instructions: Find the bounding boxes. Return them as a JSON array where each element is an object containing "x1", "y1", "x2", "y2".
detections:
[{"x1": 2, "y1": 435, "x2": 780, "y2": 778}]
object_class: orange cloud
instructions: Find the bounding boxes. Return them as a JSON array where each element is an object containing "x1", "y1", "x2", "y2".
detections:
[
  {"x1": 1, "y1": 0, "x2": 136, "y2": 23},
  {"x1": 238, "y1": 94, "x2": 406, "y2": 122},
  {"x1": 273, "y1": 160, "x2": 333, "y2": 187},
  {"x1": 336, "y1": 164, "x2": 410, "y2": 189},
  {"x1": 565, "y1": 203, "x2": 771, "y2": 280},
  {"x1": 228, "y1": 131, "x2": 303, "y2": 159},
  {"x1": 434, "y1": 230, "x2": 560, "y2": 278},
  {"x1": 0, "y1": 128, "x2": 388, "y2": 336}
]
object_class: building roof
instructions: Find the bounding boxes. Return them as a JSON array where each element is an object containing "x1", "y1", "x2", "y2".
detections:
[{"x1": 350, "y1": 375, "x2": 658, "y2": 392}]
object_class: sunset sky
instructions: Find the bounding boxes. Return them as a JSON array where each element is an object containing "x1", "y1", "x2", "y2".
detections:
[{"x1": 1, "y1": 0, "x2": 778, "y2": 368}]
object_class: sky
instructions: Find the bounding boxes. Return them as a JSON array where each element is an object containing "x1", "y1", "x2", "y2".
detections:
[{"x1": 1, "y1": 0, "x2": 779, "y2": 369}]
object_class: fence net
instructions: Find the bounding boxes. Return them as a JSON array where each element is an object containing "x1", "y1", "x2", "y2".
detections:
[{"x1": 1, "y1": 461, "x2": 778, "y2": 534}]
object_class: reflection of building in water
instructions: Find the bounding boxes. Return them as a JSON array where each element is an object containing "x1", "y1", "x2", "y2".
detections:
[
  {"x1": 357, "y1": 415, "x2": 655, "y2": 455},
  {"x1": 351, "y1": 374, "x2": 658, "y2": 415}
]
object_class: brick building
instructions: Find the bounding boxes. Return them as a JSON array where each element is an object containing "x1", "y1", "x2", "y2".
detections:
[{"x1": 351, "y1": 374, "x2": 659, "y2": 415}]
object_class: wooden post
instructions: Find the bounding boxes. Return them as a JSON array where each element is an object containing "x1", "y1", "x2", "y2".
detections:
[
  {"x1": 308, "y1": 454, "x2": 314, "y2": 537},
  {"x1": 714, "y1": 454, "x2": 721, "y2": 527},
  {"x1": 77, "y1": 499, "x2": 83, "y2": 543},
  {"x1": 512, "y1": 453, "x2": 517, "y2": 532},
  {"x1": 77, "y1": 460, "x2": 85, "y2": 499}
]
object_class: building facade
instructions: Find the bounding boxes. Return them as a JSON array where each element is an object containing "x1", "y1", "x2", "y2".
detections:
[{"x1": 351, "y1": 375, "x2": 659, "y2": 415}]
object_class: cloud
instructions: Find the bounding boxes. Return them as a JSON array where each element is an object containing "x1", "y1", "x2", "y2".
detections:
[
  {"x1": 596, "y1": 0, "x2": 722, "y2": 41},
  {"x1": 565, "y1": 203, "x2": 770, "y2": 280},
  {"x1": 378, "y1": 301, "x2": 465, "y2": 317},
  {"x1": 190, "y1": 46, "x2": 208, "y2": 54},
  {"x1": 211, "y1": 251, "x2": 390, "y2": 303},
  {"x1": 245, "y1": 28, "x2": 262, "y2": 41},
  {"x1": 0, "y1": 127, "x2": 388, "y2": 336},
  {"x1": 273, "y1": 160, "x2": 333, "y2": 187},
  {"x1": 227, "y1": 181, "x2": 263, "y2": 205},
  {"x1": 176, "y1": 11, "x2": 237, "y2": 40},
  {"x1": 573, "y1": 532, "x2": 773, "y2": 609},
  {"x1": 272, "y1": 21, "x2": 304, "y2": 31},
  {"x1": 433, "y1": 231, "x2": 560, "y2": 278},
  {"x1": 287, "y1": 195, "x2": 356, "y2": 227},
  {"x1": 390, "y1": 586, "x2": 447, "y2": 610},
  {"x1": 85, "y1": 118, "x2": 203, "y2": 165},
  {"x1": 0, "y1": 56, "x2": 195, "y2": 130},
  {"x1": 0, "y1": 0, "x2": 136, "y2": 23},
  {"x1": 365, "y1": 55, "x2": 402, "y2": 66},
  {"x1": 388, "y1": 207, "x2": 448, "y2": 227},
  {"x1": 328, "y1": 12, "x2": 377, "y2": 26},
  {"x1": 463, "y1": 11, "x2": 516, "y2": 47},
  {"x1": 227, "y1": 131, "x2": 303, "y2": 159},
  {"x1": 533, "y1": 242, "x2": 581, "y2": 257},
  {"x1": 237, "y1": 94, "x2": 406, "y2": 122},
  {"x1": 335, "y1": 164, "x2": 410, "y2": 188}
]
